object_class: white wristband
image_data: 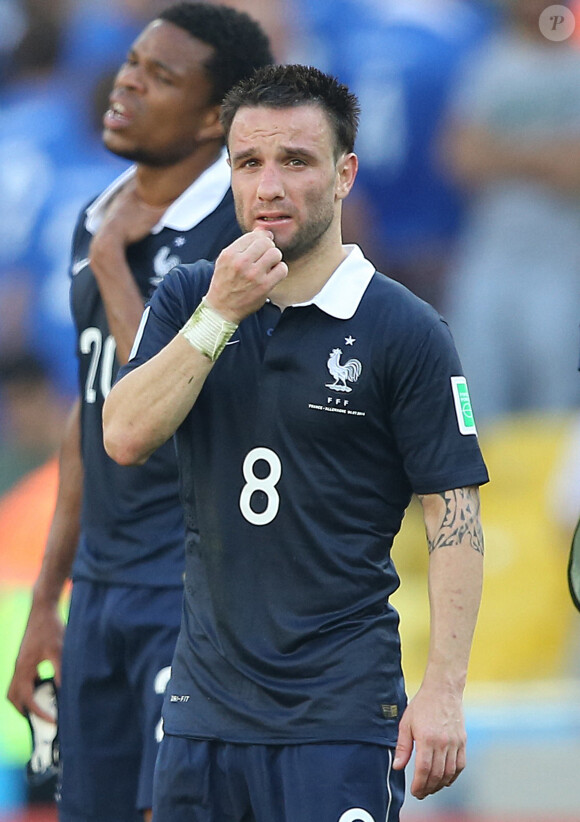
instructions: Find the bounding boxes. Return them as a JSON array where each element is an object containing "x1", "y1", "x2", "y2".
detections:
[{"x1": 179, "y1": 297, "x2": 238, "y2": 362}]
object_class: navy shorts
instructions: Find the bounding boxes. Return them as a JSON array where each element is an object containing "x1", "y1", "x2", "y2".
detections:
[
  {"x1": 58, "y1": 580, "x2": 182, "y2": 822},
  {"x1": 153, "y1": 735, "x2": 405, "y2": 822}
]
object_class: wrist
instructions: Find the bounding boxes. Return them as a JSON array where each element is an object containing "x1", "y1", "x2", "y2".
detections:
[
  {"x1": 422, "y1": 661, "x2": 467, "y2": 695},
  {"x1": 179, "y1": 297, "x2": 238, "y2": 362},
  {"x1": 31, "y1": 580, "x2": 64, "y2": 609},
  {"x1": 90, "y1": 238, "x2": 127, "y2": 274}
]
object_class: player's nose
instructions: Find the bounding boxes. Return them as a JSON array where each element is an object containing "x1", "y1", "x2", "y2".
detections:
[
  {"x1": 256, "y1": 165, "x2": 285, "y2": 201},
  {"x1": 115, "y1": 61, "x2": 146, "y2": 93}
]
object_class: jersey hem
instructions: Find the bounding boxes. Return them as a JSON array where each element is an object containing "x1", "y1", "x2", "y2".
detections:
[
  {"x1": 70, "y1": 573, "x2": 184, "y2": 590},
  {"x1": 412, "y1": 466, "x2": 489, "y2": 496},
  {"x1": 162, "y1": 727, "x2": 399, "y2": 748}
]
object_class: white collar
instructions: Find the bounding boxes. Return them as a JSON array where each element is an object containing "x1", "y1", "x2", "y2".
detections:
[
  {"x1": 85, "y1": 148, "x2": 231, "y2": 235},
  {"x1": 290, "y1": 245, "x2": 376, "y2": 319}
]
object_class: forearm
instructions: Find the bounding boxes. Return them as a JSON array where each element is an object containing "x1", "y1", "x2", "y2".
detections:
[
  {"x1": 104, "y1": 231, "x2": 288, "y2": 465},
  {"x1": 445, "y1": 123, "x2": 580, "y2": 193},
  {"x1": 33, "y1": 400, "x2": 83, "y2": 605},
  {"x1": 89, "y1": 179, "x2": 171, "y2": 364},
  {"x1": 8, "y1": 402, "x2": 83, "y2": 714},
  {"x1": 424, "y1": 545, "x2": 482, "y2": 694},
  {"x1": 445, "y1": 124, "x2": 527, "y2": 187},
  {"x1": 90, "y1": 242, "x2": 146, "y2": 365},
  {"x1": 103, "y1": 333, "x2": 214, "y2": 466},
  {"x1": 104, "y1": 230, "x2": 289, "y2": 466},
  {"x1": 394, "y1": 487, "x2": 484, "y2": 797},
  {"x1": 420, "y1": 487, "x2": 484, "y2": 691}
]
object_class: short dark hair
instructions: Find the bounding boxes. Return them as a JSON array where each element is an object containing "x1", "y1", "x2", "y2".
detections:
[
  {"x1": 158, "y1": 3, "x2": 274, "y2": 105},
  {"x1": 220, "y1": 64, "x2": 361, "y2": 156}
]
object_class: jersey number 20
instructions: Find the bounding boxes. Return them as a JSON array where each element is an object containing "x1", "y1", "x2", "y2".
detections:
[{"x1": 80, "y1": 327, "x2": 116, "y2": 402}]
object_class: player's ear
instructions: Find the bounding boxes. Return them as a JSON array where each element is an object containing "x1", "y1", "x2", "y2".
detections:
[
  {"x1": 197, "y1": 104, "x2": 224, "y2": 142},
  {"x1": 335, "y1": 152, "x2": 358, "y2": 201}
]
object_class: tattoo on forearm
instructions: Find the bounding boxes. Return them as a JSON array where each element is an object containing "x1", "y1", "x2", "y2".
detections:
[{"x1": 420, "y1": 487, "x2": 484, "y2": 556}]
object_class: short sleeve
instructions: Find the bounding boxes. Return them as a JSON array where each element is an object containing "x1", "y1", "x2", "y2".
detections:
[
  {"x1": 118, "y1": 261, "x2": 213, "y2": 381},
  {"x1": 388, "y1": 317, "x2": 489, "y2": 494}
]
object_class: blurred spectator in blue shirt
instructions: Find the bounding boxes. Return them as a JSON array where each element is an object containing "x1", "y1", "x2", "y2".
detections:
[
  {"x1": 0, "y1": 0, "x2": 143, "y2": 397},
  {"x1": 441, "y1": 0, "x2": 580, "y2": 423},
  {"x1": 293, "y1": 0, "x2": 496, "y2": 310}
]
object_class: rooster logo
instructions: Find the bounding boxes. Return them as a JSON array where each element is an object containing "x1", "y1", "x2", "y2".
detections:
[
  {"x1": 149, "y1": 246, "x2": 182, "y2": 287},
  {"x1": 325, "y1": 348, "x2": 362, "y2": 393}
]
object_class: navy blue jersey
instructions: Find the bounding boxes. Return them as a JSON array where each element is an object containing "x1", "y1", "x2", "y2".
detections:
[
  {"x1": 70, "y1": 159, "x2": 240, "y2": 587},
  {"x1": 122, "y1": 245, "x2": 489, "y2": 740}
]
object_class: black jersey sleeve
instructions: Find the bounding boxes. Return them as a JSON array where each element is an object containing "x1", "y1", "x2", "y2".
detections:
[
  {"x1": 387, "y1": 316, "x2": 489, "y2": 494},
  {"x1": 119, "y1": 261, "x2": 215, "y2": 378}
]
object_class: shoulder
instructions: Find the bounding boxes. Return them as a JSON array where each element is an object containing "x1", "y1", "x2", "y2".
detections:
[
  {"x1": 72, "y1": 193, "x2": 100, "y2": 242},
  {"x1": 366, "y1": 271, "x2": 445, "y2": 333},
  {"x1": 150, "y1": 259, "x2": 215, "y2": 315},
  {"x1": 195, "y1": 189, "x2": 240, "y2": 245},
  {"x1": 361, "y1": 272, "x2": 459, "y2": 375},
  {"x1": 167, "y1": 258, "x2": 215, "y2": 287}
]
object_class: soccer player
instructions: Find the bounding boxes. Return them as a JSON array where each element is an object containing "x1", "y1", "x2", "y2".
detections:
[
  {"x1": 103, "y1": 64, "x2": 489, "y2": 822},
  {"x1": 7, "y1": 5, "x2": 273, "y2": 822}
]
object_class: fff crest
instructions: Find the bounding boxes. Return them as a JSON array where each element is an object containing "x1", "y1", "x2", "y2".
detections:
[{"x1": 325, "y1": 348, "x2": 362, "y2": 393}]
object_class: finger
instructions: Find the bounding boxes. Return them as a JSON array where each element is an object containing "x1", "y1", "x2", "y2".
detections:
[
  {"x1": 410, "y1": 746, "x2": 435, "y2": 799},
  {"x1": 29, "y1": 697, "x2": 57, "y2": 724},
  {"x1": 426, "y1": 746, "x2": 455, "y2": 795},
  {"x1": 232, "y1": 229, "x2": 274, "y2": 255},
  {"x1": 393, "y1": 718, "x2": 413, "y2": 770},
  {"x1": 7, "y1": 661, "x2": 37, "y2": 711},
  {"x1": 231, "y1": 241, "x2": 282, "y2": 285},
  {"x1": 444, "y1": 741, "x2": 465, "y2": 788},
  {"x1": 8, "y1": 681, "x2": 54, "y2": 722},
  {"x1": 415, "y1": 743, "x2": 462, "y2": 798},
  {"x1": 259, "y1": 246, "x2": 284, "y2": 274},
  {"x1": 268, "y1": 260, "x2": 288, "y2": 287},
  {"x1": 7, "y1": 684, "x2": 29, "y2": 716}
]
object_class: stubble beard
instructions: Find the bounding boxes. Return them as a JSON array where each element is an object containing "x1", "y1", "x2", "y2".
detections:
[{"x1": 238, "y1": 200, "x2": 336, "y2": 264}]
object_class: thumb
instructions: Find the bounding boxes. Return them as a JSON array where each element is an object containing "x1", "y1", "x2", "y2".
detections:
[{"x1": 393, "y1": 719, "x2": 413, "y2": 770}]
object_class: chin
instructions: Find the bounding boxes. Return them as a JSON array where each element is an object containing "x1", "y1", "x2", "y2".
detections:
[
  {"x1": 103, "y1": 131, "x2": 134, "y2": 158},
  {"x1": 104, "y1": 138, "x2": 170, "y2": 167}
]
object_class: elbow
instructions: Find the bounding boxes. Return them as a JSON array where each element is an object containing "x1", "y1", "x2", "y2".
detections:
[
  {"x1": 103, "y1": 426, "x2": 149, "y2": 466},
  {"x1": 102, "y1": 404, "x2": 150, "y2": 466}
]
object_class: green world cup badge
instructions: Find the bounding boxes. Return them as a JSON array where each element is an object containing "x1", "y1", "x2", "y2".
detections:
[{"x1": 451, "y1": 376, "x2": 477, "y2": 435}]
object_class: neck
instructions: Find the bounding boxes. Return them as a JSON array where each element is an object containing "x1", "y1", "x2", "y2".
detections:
[
  {"x1": 269, "y1": 223, "x2": 349, "y2": 311},
  {"x1": 133, "y1": 142, "x2": 223, "y2": 208}
]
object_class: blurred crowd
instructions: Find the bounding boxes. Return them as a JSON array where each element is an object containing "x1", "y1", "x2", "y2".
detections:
[{"x1": 1, "y1": 0, "x2": 580, "y2": 504}]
